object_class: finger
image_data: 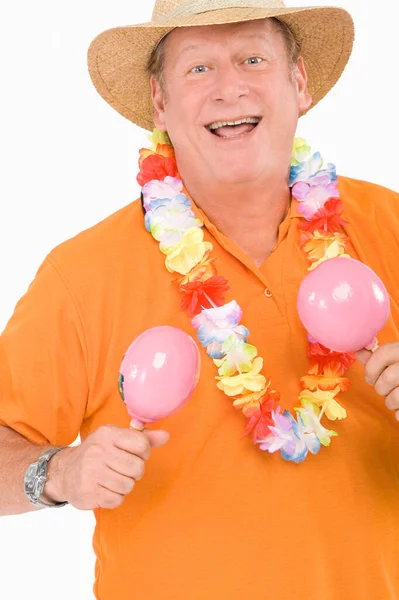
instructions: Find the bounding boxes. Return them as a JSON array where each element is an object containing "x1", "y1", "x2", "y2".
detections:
[
  {"x1": 374, "y1": 364, "x2": 399, "y2": 396},
  {"x1": 395, "y1": 411, "x2": 399, "y2": 423},
  {"x1": 106, "y1": 449, "x2": 146, "y2": 480},
  {"x1": 354, "y1": 349, "x2": 372, "y2": 366},
  {"x1": 96, "y1": 486, "x2": 125, "y2": 509},
  {"x1": 359, "y1": 343, "x2": 399, "y2": 386},
  {"x1": 99, "y1": 467, "x2": 136, "y2": 496},
  {"x1": 385, "y1": 388, "x2": 399, "y2": 411},
  {"x1": 113, "y1": 430, "x2": 152, "y2": 460},
  {"x1": 144, "y1": 429, "x2": 170, "y2": 448}
]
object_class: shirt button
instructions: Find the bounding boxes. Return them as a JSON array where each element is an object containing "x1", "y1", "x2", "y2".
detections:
[{"x1": 264, "y1": 288, "x2": 272, "y2": 298}]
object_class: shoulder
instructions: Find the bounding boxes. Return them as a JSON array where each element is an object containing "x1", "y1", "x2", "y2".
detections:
[
  {"x1": 40, "y1": 198, "x2": 166, "y2": 308},
  {"x1": 34, "y1": 197, "x2": 170, "y2": 331},
  {"x1": 338, "y1": 175, "x2": 399, "y2": 220},
  {"x1": 49, "y1": 199, "x2": 145, "y2": 262},
  {"x1": 338, "y1": 176, "x2": 399, "y2": 301},
  {"x1": 45, "y1": 199, "x2": 153, "y2": 280}
]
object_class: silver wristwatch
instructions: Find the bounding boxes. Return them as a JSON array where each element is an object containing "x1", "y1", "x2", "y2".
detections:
[{"x1": 24, "y1": 447, "x2": 69, "y2": 509}]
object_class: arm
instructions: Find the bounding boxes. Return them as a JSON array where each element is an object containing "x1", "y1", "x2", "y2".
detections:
[
  {"x1": 0, "y1": 423, "x2": 170, "y2": 516},
  {"x1": 0, "y1": 254, "x2": 167, "y2": 516},
  {"x1": 0, "y1": 425, "x2": 71, "y2": 516}
]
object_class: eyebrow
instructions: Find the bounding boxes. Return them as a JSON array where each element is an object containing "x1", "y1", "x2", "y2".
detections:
[
  {"x1": 237, "y1": 33, "x2": 269, "y2": 42},
  {"x1": 178, "y1": 43, "x2": 206, "y2": 57},
  {"x1": 174, "y1": 32, "x2": 269, "y2": 66}
]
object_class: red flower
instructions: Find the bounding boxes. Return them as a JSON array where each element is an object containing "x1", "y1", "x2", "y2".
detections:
[
  {"x1": 180, "y1": 276, "x2": 229, "y2": 317},
  {"x1": 243, "y1": 390, "x2": 279, "y2": 443},
  {"x1": 138, "y1": 144, "x2": 175, "y2": 168},
  {"x1": 137, "y1": 154, "x2": 179, "y2": 186},
  {"x1": 308, "y1": 358, "x2": 354, "y2": 378},
  {"x1": 307, "y1": 342, "x2": 356, "y2": 375},
  {"x1": 298, "y1": 198, "x2": 348, "y2": 233}
]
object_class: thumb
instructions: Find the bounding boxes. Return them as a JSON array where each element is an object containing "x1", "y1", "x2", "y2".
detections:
[
  {"x1": 143, "y1": 429, "x2": 171, "y2": 448},
  {"x1": 354, "y1": 348, "x2": 372, "y2": 366}
]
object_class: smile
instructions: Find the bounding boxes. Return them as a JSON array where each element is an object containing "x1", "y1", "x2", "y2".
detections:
[{"x1": 205, "y1": 116, "x2": 261, "y2": 139}]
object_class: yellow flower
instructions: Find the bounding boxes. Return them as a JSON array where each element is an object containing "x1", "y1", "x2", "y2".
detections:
[
  {"x1": 148, "y1": 128, "x2": 172, "y2": 149},
  {"x1": 174, "y1": 250, "x2": 216, "y2": 285},
  {"x1": 161, "y1": 227, "x2": 213, "y2": 275},
  {"x1": 299, "y1": 388, "x2": 347, "y2": 421},
  {"x1": 291, "y1": 138, "x2": 311, "y2": 165},
  {"x1": 309, "y1": 243, "x2": 350, "y2": 271},
  {"x1": 216, "y1": 357, "x2": 266, "y2": 397},
  {"x1": 300, "y1": 231, "x2": 349, "y2": 271},
  {"x1": 232, "y1": 382, "x2": 271, "y2": 414},
  {"x1": 301, "y1": 230, "x2": 347, "y2": 259}
]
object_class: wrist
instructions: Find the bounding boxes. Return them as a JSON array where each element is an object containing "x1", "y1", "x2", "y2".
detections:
[{"x1": 41, "y1": 447, "x2": 73, "y2": 504}]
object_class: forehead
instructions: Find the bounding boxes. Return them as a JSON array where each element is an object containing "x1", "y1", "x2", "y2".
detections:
[{"x1": 165, "y1": 18, "x2": 280, "y2": 53}]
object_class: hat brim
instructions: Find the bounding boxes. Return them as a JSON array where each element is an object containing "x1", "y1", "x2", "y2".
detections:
[{"x1": 88, "y1": 6, "x2": 354, "y2": 131}]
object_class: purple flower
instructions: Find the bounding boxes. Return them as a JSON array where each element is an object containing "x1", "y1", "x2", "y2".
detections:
[
  {"x1": 258, "y1": 408, "x2": 321, "y2": 464},
  {"x1": 293, "y1": 179, "x2": 339, "y2": 220}
]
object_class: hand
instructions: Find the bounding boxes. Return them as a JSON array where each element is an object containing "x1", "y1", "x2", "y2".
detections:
[
  {"x1": 355, "y1": 342, "x2": 399, "y2": 421},
  {"x1": 43, "y1": 425, "x2": 170, "y2": 510}
]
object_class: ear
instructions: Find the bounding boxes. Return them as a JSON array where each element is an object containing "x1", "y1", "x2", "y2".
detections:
[
  {"x1": 150, "y1": 77, "x2": 167, "y2": 131},
  {"x1": 294, "y1": 57, "x2": 312, "y2": 114}
]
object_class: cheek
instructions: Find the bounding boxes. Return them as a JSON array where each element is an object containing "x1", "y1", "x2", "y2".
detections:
[
  {"x1": 260, "y1": 75, "x2": 298, "y2": 111},
  {"x1": 164, "y1": 95, "x2": 195, "y2": 127},
  {"x1": 262, "y1": 85, "x2": 300, "y2": 140},
  {"x1": 163, "y1": 93, "x2": 206, "y2": 147}
]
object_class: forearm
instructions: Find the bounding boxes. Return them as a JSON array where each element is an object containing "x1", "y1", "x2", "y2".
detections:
[{"x1": 0, "y1": 425, "x2": 69, "y2": 517}]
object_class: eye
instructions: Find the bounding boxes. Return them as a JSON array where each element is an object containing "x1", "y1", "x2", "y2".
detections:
[
  {"x1": 191, "y1": 65, "x2": 209, "y2": 74},
  {"x1": 245, "y1": 57, "x2": 263, "y2": 65}
]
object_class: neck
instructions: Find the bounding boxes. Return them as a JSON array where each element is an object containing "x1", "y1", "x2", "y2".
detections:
[{"x1": 182, "y1": 176, "x2": 291, "y2": 267}]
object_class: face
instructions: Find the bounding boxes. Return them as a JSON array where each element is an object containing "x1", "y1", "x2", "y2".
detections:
[{"x1": 151, "y1": 19, "x2": 312, "y2": 188}]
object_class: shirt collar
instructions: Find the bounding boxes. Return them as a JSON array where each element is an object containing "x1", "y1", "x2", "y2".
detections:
[{"x1": 185, "y1": 185, "x2": 301, "y2": 249}]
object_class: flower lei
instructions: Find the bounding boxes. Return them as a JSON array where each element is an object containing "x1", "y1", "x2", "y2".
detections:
[{"x1": 137, "y1": 129, "x2": 358, "y2": 464}]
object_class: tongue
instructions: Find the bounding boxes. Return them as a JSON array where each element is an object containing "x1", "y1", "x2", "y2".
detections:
[{"x1": 215, "y1": 123, "x2": 255, "y2": 138}]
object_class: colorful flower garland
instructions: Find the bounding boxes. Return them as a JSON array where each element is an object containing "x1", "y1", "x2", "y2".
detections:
[{"x1": 137, "y1": 129, "x2": 357, "y2": 463}]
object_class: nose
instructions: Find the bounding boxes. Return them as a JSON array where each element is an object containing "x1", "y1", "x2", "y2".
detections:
[{"x1": 210, "y1": 63, "x2": 250, "y2": 104}]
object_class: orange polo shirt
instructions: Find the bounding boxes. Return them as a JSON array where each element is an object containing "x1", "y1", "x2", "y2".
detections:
[{"x1": 1, "y1": 175, "x2": 399, "y2": 600}]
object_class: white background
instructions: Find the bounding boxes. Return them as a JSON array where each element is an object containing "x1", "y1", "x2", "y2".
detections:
[{"x1": 0, "y1": 1, "x2": 398, "y2": 598}]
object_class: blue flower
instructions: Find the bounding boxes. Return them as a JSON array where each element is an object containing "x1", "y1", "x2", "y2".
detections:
[
  {"x1": 145, "y1": 195, "x2": 193, "y2": 233},
  {"x1": 192, "y1": 301, "x2": 249, "y2": 358},
  {"x1": 258, "y1": 407, "x2": 324, "y2": 464}
]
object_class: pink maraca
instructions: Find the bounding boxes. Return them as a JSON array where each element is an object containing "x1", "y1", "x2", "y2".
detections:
[
  {"x1": 297, "y1": 256, "x2": 390, "y2": 353},
  {"x1": 118, "y1": 326, "x2": 200, "y2": 430}
]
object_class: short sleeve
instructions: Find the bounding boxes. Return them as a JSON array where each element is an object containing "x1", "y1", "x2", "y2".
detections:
[{"x1": 0, "y1": 257, "x2": 89, "y2": 446}]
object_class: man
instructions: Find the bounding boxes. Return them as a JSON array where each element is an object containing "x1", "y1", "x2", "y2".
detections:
[{"x1": 1, "y1": 1, "x2": 399, "y2": 599}]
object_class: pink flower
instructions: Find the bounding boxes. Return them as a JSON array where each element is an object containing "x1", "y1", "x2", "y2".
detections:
[
  {"x1": 293, "y1": 179, "x2": 339, "y2": 220},
  {"x1": 142, "y1": 177, "x2": 183, "y2": 211},
  {"x1": 298, "y1": 198, "x2": 348, "y2": 233}
]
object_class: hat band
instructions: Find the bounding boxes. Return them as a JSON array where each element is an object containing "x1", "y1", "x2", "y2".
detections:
[{"x1": 155, "y1": 0, "x2": 286, "y2": 22}]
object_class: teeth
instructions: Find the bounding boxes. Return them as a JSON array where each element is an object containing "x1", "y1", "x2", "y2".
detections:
[{"x1": 208, "y1": 117, "x2": 260, "y2": 130}]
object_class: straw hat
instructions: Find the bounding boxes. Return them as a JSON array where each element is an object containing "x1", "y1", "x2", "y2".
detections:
[{"x1": 88, "y1": 0, "x2": 354, "y2": 131}]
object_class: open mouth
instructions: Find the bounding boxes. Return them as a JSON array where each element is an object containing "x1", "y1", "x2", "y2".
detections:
[{"x1": 205, "y1": 116, "x2": 261, "y2": 139}]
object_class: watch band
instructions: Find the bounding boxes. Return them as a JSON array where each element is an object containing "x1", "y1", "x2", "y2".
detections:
[{"x1": 24, "y1": 447, "x2": 69, "y2": 509}]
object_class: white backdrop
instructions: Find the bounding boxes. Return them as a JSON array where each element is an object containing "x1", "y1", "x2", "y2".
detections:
[{"x1": 0, "y1": 1, "x2": 398, "y2": 598}]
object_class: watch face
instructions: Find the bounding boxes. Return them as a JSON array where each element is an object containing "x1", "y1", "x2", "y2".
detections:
[
  {"x1": 24, "y1": 464, "x2": 44, "y2": 498},
  {"x1": 24, "y1": 466, "x2": 36, "y2": 492},
  {"x1": 24, "y1": 453, "x2": 67, "y2": 508},
  {"x1": 26, "y1": 480, "x2": 35, "y2": 493}
]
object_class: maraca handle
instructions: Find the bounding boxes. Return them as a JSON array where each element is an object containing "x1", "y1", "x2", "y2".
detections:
[
  {"x1": 365, "y1": 337, "x2": 379, "y2": 354},
  {"x1": 129, "y1": 418, "x2": 145, "y2": 431}
]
